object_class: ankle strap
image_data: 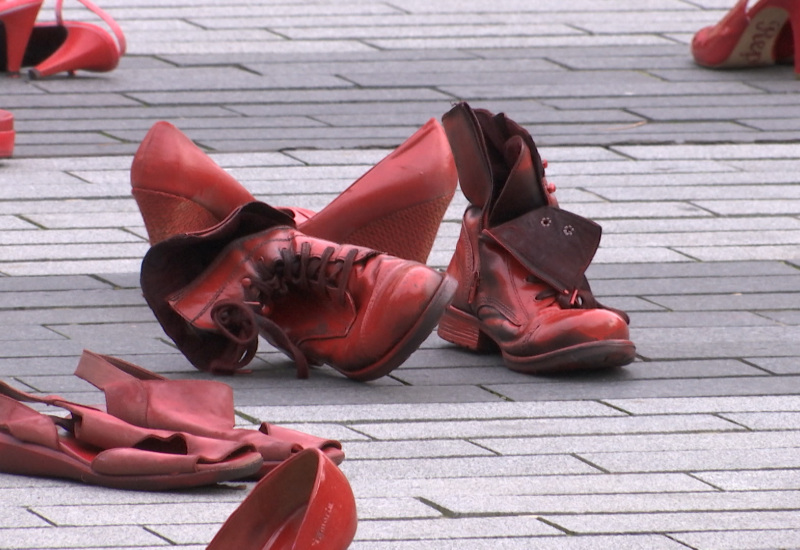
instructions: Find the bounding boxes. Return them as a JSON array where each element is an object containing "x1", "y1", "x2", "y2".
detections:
[
  {"x1": 55, "y1": 0, "x2": 127, "y2": 55},
  {"x1": 75, "y1": 350, "x2": 166, "y2": 391}
]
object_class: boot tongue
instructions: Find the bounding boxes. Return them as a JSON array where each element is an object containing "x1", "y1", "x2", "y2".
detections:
[{"x1": 489, "y1": 135, "x2": 548, "y2": 227}]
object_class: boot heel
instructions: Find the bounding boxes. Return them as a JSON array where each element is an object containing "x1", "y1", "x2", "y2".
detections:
[
  {"x1": 437, "y1": 305, "x2": 497, "y2": 352},
  {"x1": 132, "y1": 188, "x2": 221, "y2": 244},
  {"x1": 345, "y1": 194, "x2": 453, "y2": 264}
]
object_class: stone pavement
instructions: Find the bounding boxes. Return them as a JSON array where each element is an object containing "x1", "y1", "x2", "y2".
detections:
[{"x1": 1, "y1": 0, "x2": 800, "y2": 548}]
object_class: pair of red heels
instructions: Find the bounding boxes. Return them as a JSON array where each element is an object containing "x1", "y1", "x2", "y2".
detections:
[
  {"x1": 0, "y1": 0, "x2": 125, "y2": 78},
  {"x1": 692, "y1": 0, "x2": 800, "y2": 75}
]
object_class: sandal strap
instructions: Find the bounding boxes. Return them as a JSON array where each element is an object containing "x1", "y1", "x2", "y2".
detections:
[
  {"x1": 75, "y1": 350, "x2": 166, "y2": 392},
  {"x1": 55, "y1": 0, "x2": 127, "y2": 54}
]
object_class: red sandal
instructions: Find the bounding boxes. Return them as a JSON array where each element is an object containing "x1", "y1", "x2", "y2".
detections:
[
  {"x1": 0, "y1": 381, "x2": 263, "y2": 490},
  {"x1": 75, "y1": 350, "x2": 345, "y2": 478},
  {"x1": 131, "y1": 118, "x2": 456, "y2": 264}
]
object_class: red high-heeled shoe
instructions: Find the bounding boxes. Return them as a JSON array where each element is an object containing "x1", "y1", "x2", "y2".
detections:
[
  {"x1": 24, "y1": 0, "x2": 126, "y2": 78},
  {"x1": 0, "y1": 110, "x2": 14, "y2": 158},
  {"x1": 691, "y1": 0, "x2": 800, "y2": 75},
  {"x1": 0, "y1": 0, "x2": 42, "y2": 74},
  {"x1": 131, "y1": 119, "x2": 457, "y2": 264}
]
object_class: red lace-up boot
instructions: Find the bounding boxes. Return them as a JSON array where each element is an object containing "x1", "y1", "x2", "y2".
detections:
[
  {"x1": 437, "y1": 103, "x2": 635, "y2": 374},
  {"x1": 140, "y1": 202, "x2": 456, "y2": 381}
]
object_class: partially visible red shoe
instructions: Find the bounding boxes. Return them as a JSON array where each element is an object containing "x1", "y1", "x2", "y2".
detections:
[
  {"x1": 75, "y1": 349, "x2": 345, "y2": 478},
  {"x1": 207, "y1": 449, "x2": 357, "y2": 550},
  {"x1": 0, "y1": 0, "x2": 42, "y2": 74},
  {"x1": 24, "y1": 0, "x2": 126, "y2": 78},
  {"x1": 0, "y1": 110, "x2": 13, "y2": 158},
  {"x1": 139, "y1": 202, "x2": 457, "y2": 380},
  {"x1": 131, "y1": 119, "x2": 457, "y2": 264},
  {"x1": 691, "y1": 0, "x2": 800, "y2": 75}
]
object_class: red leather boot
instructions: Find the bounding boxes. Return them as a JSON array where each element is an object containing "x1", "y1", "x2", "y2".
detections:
[
  {"x1": 140, "y1": 202, "x2": 456, "y2": 381},
  {"x1": 437, "y1": 103, "x2": 635, "y2": 374},
  {"x1": 131, "y1": 119, "x2": 457, "y2": 264}
]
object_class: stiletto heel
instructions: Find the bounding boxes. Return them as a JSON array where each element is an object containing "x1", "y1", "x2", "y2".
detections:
[
  {"x1": 0, "y1": 0, "x2": 42, "y2": 74},
  {"x1": 0, "y1": 110, "x2": 14, "y2": 158},
  {"x1": 692, "y1": 0, "x2": 800, "y2": 75},
  {"x1": 25, "y1": 0, "x2": 126, "y2": 78}
]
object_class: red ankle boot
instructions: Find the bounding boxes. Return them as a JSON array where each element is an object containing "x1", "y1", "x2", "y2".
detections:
[
  {"x1": 131, "y1": 119, "x2": 457, "y2": 264},
  {"x1": 437, "y1": 103, "x2": 635, "y2": 374},
  {"x1": 140, "y1": 202, "x2": 456, "y2": 381}
]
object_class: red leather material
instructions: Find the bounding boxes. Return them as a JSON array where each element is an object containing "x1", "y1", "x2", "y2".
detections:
[
  {"x1": 691, "y1": 0, "x2": 799, "y2": 73},
  {"x1": 75, "y1": 350, "x2": 345, "y2": 475},
  {"x1": 148, "y1": 209, "x2": 455, "y2": 380},
  {"x1": 140, "y1": 202, "x2": 295, "y2": 374},
  {"x1": 0, "y1": 383, "x2": 264, "y2": 489},
  {"x1": 207, "y1": 448, "x2": 357, "y2": 550},
  {"x1": 485, "y1": 206, "x2": 602, "y2": 296},
  {"x1": 438, "y1": 103, "x2": 635, "y2": 374},
  {"x1": 0, "y1": 0, "x2": 42, "y2": 73},
  {"x1": 131, "y1": 121, "x2": 258, "y2": 225}
]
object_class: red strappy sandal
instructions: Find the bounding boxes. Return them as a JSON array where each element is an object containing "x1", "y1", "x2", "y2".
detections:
[
  {"x1": 0, "y1": 382, "x2": 263, "y2": 490},
  {"x1": 24, "y1": 0, "x2": 126, "y2": 78},
  {"x1": 75, "y1": 350, "x2": 345, "y2": 477}
]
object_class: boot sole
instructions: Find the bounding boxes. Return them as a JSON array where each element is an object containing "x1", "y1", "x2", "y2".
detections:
[
  {"x1": 343, "y1": 274, "x2": 458, "y2": 382},
  {"x1": 503, "y1": 339, "x2": 636, "y2": 374}
]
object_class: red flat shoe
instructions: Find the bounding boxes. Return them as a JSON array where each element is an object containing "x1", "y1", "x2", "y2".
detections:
[
  {"x1": 0, "y1": 0, "x2": 42, "y2": 74},
  {"x1": 0, "y1": 382, "x2": 263, "y2": 490},
  {"x1": 74, "y1": 349, "x2": 345, "y2": 477},
  {"x1": 691, "y1": 0, "x2": 800, "y2": 75},
  {"x1": 0, "y1": 110, "x2": 14, "y2": 157},
  {"x1": 131, "y1": 118, "x2": 457, "y2": 264},
  {"x1": 207, "y1": 449, "x2": 357, "y2": 550},
  {"x1": 24, "y1": 0, "x2": 126, "y2": 78}
]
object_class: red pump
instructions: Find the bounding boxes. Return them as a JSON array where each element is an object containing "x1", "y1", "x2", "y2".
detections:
[
  {"x1": 0, "y1": 0, "x2": 125, "y2": 78},
  {"x1": 691, "y1": 0, "x2": 799, "y2": 75}
]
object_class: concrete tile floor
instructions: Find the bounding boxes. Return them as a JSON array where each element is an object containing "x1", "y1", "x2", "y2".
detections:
[{"x1": 1, "y1": 0, "x2": 799, "y2": 548}]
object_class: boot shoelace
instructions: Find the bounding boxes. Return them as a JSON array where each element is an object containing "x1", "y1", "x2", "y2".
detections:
[
  {"x1": 528, "y1": 275, "x2": 630, "y2": 323},
  {"x1": 209, "y1": 243, "x2": 362, "y2": 378}
]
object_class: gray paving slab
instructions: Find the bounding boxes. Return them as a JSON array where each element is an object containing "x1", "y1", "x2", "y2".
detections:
[{"x1": 1, "y1": 0, "x2": 800, "y2": 548}]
